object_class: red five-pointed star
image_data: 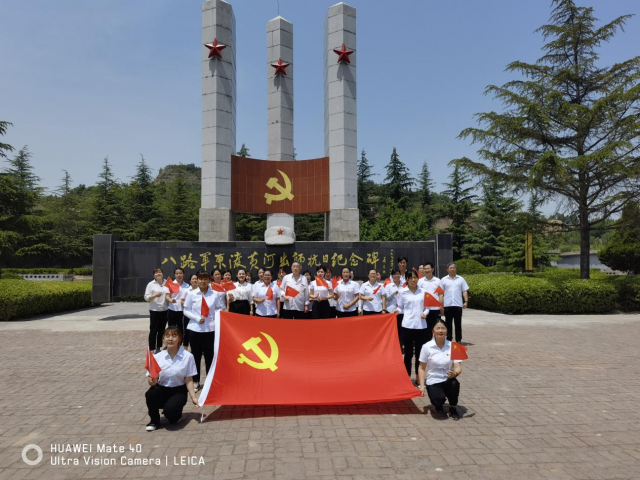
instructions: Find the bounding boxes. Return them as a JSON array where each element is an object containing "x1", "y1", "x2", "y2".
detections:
[
  {"x1": 333, "y1": 43, "x2": 354, "y2": 64},
  {"x1": 271, "y1": 57, "x2": 290, "y2": 76},
  {"x1": 277, "y1": 229, "x2": 284, "y2": 235},
  {"x1": 204, "y1": 38, "x2": 226, "y2": 59}
]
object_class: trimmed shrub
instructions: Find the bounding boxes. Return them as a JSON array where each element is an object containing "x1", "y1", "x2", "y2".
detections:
[
  {"x1": 455, "y1": 259, "x2": 488, "y2": 275},
  {"x1": 1, "y1": 268, "x2": 93, "y2": 275},
  {"x1": 71, "y1": 267, "x2": 93, "y2": 276},
  {"x1": 0, "y1": 280, "x2": 94, "y2": 320},
  {"x1": 466, "y1": 274, "x2": 616, "y2": 314},
  {"x1": 0, "y1": 272, "x2": 25, "y2": 280},
  {"x1": 609, "y1": 275, "x2": 640, "y2": 312}
]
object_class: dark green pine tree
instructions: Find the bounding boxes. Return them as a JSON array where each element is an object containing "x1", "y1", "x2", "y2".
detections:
[
  {"x1": 442, "y1": 159, "x2": 477, "y2": 260},
  {"x1": 458, "y1": 0, "x2": 640, "y2": 278},
  {"x1": 92, "y1": 157, "x2": 124, "y2": 237},
  {"x1": 417, "y1": 161, "x2": 436, "y2": 230},
  {"x1": 384, "y1": 147, "x2": 413, "y2": 208},
  {"x1": 357, "y1": 149, "x2": 377, "y2": 223},
  {"x1": 128, "y1": 155, "x2": 159, "y2": 240},
  {"x1": 462, "y1": 176, "x2": 521, "y2": 266},
  {"x1": 598, "y1": 201, "x2": 640, "y2": 274},
  {"x1": 0, "y1": 121, "x2": 14, "y2": 159},
  {"x1": 237, "y1": 144, "x2": 250, "y2": 157}
]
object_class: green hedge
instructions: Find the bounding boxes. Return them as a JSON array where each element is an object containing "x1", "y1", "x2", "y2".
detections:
[
  {"x1": 466, "y1": 273, "x2": 619, "y2": 314},
  {"x1": 0, "y1": 280, "x2": 94, "y2": 321},
  {"x1": 455, "y1": 259, "x2": 489, "y2": 275},
  {"x1": 1, "y1": 268, "x2": 93, "y2": 275}
]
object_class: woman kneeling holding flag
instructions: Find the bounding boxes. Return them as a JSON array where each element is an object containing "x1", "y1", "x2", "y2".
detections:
[
  {"x1": 417, "y1": 319, "x2": 467, "y2": 419},
  {"x1": 144, "y1": 326, "x2": 198, "y2": 431}
]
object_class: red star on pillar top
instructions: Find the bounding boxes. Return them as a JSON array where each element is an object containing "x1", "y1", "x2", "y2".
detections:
[
  {"x1": 333, "y1": 43, "x2": 354, "y2": 64},
  {"x1": 204, "y1": 38, "x2": 226, "y2": 59},
  {"x1": 277, "y1": 228, "x2": 284, "y2": 235},
  {"x1": 271, "y1": 57, "x2": 290, "y2": 76}
]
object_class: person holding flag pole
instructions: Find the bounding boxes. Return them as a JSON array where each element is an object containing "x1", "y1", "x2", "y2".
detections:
[
  {"x1": 359, "y1": 269, "x2": 386, "y2": 315},
  {"x1": 279, "y1": 262, "x2": 309, "y2": 319},
  {"x1": 397, "y1": 270, "x2": 429, "y2": 384},
  {"x1": 309, "y1": 266, "x2": 334, "y2": 319},
  {"x1": 144, "y1": 326, "x2": 198, "y2": 432},
  {"x1": 418, "y1": 319, "x2": 466, "y2": 419},
  {"x1": 418, "y1": 262, "x2": 443, "y2": 342},
  {"x1": 252, "y1": 269, "x2": 281, "y2": 318},
  {"x1": 144, "y1": 268, "x2": 169, "y2": 354},
  {"x1": 384, "y1": 269, "x2": 404, "y2": 349},
  {"x1": 324, "y1": 266, "x2": 337, "y2": 318},
  {"x1": 183, "y1": 270, "x2": 225, "y2": 392},
  {"x1": 165, "y1": 268, "x2": 190, "y2": 338}
]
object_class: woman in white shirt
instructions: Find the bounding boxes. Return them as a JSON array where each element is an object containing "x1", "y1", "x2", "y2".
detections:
[
  {"x1": 323, "y1": 267, "x2": 337, "y2": 318},
  {"x1": 252, "y1": 269, "x2": 281, "y2": 318},
  {"x1": 145, "y1": 326, "x2": 198, "y2": 431},
  {"x1": 183, "y1": 270, "x2": 226, "y2": 391},
  {"x1": 396, "y1": 270, "x2": 429, "y2": 383},
  {"x1": 228, "y1": 268, "x2": 252, "y2": 315},
  {"x1": 417, "y1": 319, "x2": 462, "y2": 419},
  {"x1": 384, "y1": 269, "x2": 404, "y2": 349},
  {"x1": 309, "y1": 266, "x2": 333, "y2": 319},
  {"x1": 144, "y1": 268, "x2": 169, "y2": 354},
  {"x1": 165, "y1": 267, "x2": 190, "y2": 340},
  {"x1": 333, "y1": 267, "x2": 360, "y2": 318}
]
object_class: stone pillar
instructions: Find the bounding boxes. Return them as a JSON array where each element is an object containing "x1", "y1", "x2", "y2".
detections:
[
  {"x1": 324, "y1": 3, "x2": 359, "y2": 241},
  {"x1": 265, "y1": 16, "x2": 295, "y2": 245},
  {"x1": 199, "y1": 0, "x2": 236, "y2": 241}
]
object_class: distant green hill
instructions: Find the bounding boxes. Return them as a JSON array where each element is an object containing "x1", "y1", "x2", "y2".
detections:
[{"x1": 155, "y1": 163, "x2": 201, "y2": 187}]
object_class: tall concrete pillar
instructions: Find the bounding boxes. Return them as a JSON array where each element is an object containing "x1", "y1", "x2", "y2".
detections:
[
  {"x1": 265, "y1": 16, "x2": 295, "y2": 244},
  {"x1": 324, "y1": 3, "x2": 359, "y2": 241},
  {"x1": 199, "y1": 0, "x2": 236, "y2": 241}
]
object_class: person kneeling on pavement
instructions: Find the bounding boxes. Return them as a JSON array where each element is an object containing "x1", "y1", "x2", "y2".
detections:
[
  {"x1": 417, "y1": 319, "x2": 462, "y2": 419},
  {"x1": 144, "y1": 327, "x2": 198, "y2": 431}
]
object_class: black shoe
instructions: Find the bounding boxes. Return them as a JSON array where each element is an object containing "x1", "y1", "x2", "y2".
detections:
[
  {"x1": 449, "y1": 407, "x2": 460, "y2": 419},
  {"x1": 146, "y1": 423, "x2": 157, "y2": 432}
]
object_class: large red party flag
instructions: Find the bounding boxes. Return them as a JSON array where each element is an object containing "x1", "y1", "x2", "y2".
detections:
[
  {"x1": 373, "y1": 285, "x2": 382, "y2": 295},
  {"x1": 145, "y1": 348, "x2": 162, "y2": 379},
  {"x1": 165, "y1": 277, "x2": 180, "y2": 294},
  {"x1": 285, "y1": 285, "x2": 301, "y2": 298},
  {"x1": 331, "y1": 276, "x2": 340, "y2": 289},
  {"x1": 266, "y1": 286, "x2": 274, "y2": 301},
  {"x1": 201, "y1": 296, "x2": 210, "y2": 318},
  {"x1": 223, "y1": 282, "x2": 237, "y2": 292},
  {"x1": 450, "y1": 342, "x2": 468, "y2": 361},
  {"x1": 211, "y1": 282, "x2": 225, "y2": 293},
  {"x1": 384, "y1": 277, "x2": 391, "y2": 286},
  {"x1": 413, "y1": 268, "x2": 423, "y2": 279},
  {"x1": 435, "y1": 286, "x2": 444, "y2": 295},
  {"x1": 423, "y1": 293, "x2": 442, "y2": 308},
  {"x1": 315, "y1": 276, "x2": 329, "y2": 288},
  {"x1": 199, "y1": 312, "x2": 420, "y2": 406}
]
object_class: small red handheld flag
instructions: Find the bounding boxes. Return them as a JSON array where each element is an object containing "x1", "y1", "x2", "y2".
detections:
[
  {"x1": 165, "y1": 277, "x2": 180, "y2": 294},
  {"x1": 413, "y1": 268, "x2": 423, "y2": 279},
  {"x1": 331, "y1": 276, "x2": 340, "y2": 289},
  {"x1": 373, "y1": 285, "x2": 382, "y2": 295},
  {"x1": 223, "y1": 282, "x2": 237, "y2": 292},
  {"x1": 402, "y1": 282, "x2": 407, "y2": 288},
  {"x1": 211, "y1": 282, "x2": 225, "y2": 293},
  {"x1": 277, "y1": 280, "x2": 282, "y2": 288},
  {"x1": 201, "y1": 296, "x2": 210, "y2": 317},
  {"x1": 450, "y1": 342, "x2": 468, "y2": 360},
  {"x1": 315, "y1": 276, "x2": 329, "y2": 288},
  {"x1": 145, "y1": 348, "x2": 162, "y2": 379},
  {"x1": 285, "y1": 285, "x2": 301, "y2": 298},
  {"x1": 384, "y1": 277, "x2": 391, "y2": 286},
  {"x1": 435, "y1": 285, "x2": 444, "y2": 295},
  {"x1": 423, "y1": 293, "x2": 441, "y2": 308},
  {"x1": 266, "y1": 286, "x2": 274, "y2": 301}
]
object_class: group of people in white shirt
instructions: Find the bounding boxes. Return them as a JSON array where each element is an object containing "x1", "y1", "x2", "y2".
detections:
[{"x1": 142, "y1": 258, "x2": 470, "y2": 428}]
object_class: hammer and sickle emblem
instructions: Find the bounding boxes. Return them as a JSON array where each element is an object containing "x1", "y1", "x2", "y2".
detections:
[
  {"x1": 237, "y1": 332, "x2": 279, "y2": 371},
  {"x1": 264, "y1": 170, "x2": 294, "y2": 205}
]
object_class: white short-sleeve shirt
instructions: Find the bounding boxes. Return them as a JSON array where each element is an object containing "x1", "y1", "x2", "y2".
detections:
[
  {"x1": 167, "y1": 281, "x2": 190, "y2": 312},
  {"x1": 418, "y1": 276, "x2": 442, "y2": 311},
  {"x1": 252, "y1": 281, "x2": 281, "y2": 317},
  {"x1": 183, "y1": 287, "x2": 225, "y2": 333},
  {"x1": 440, "y1": 275, "x2": 469, "y2": 307},
  {"x1": 147, "y1": 347, "x2": 198, "y2": 387},
  {"x1": 397, "y1": 287, "x2": 428, "y2": 329},
  {"x1": 334, "y1": 279, "x2": 360, "y2": 312},
  {"x1": 145, "y1": 280, "x2": 168, "y2": 312},
  {"x1": 384, "y1": 281, "x2": 404, "y2": 313},
  {"x1": 418, "y1": 339, "x2": 462, "y2": 385},
  {"x1": 280, "y1": 273, "x2": 309, "y2": 311},
  {"x1": 359, "y1": 281, "x2": 384, "y2": 312}
]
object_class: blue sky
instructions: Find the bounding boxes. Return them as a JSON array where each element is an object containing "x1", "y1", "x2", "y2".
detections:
[{"x1": 1, "y1": 0, "x2": 638, "y2": 211}]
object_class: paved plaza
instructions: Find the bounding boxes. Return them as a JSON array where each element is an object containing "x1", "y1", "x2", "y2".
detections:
[{"x1": 1, "y1": 304, "x2": 639, "y2": 479}]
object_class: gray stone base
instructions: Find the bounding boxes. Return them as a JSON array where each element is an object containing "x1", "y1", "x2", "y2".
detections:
[
  {"x1": 264, "y1": 226, "x2": 296, "y2": 245},
  {"x1": 199, "y1": 208, "x2": 236, "y2": 241},
  {"x1": 325, "y1": 209, "x2": 360, "y2": 241}
]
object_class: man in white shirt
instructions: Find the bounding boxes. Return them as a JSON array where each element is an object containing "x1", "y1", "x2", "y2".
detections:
[
  {"x1": 280, "y1": 262, "x2": 309, "y2": 319},
  {"x1": 438, "y1": 263, "x2": 469, "y2": 344},
  {"x1": 418, "y1": 262, "x2": 442, "y2": 341}
]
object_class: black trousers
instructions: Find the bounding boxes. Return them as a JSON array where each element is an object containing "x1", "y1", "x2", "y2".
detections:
[
  {"x1": 396, "y1": 314, "x2": 404, "y2": 349},
  {"x1": 336, "y1": 310, "x2": 358, "y2": 318},
  {"x1": 230, "y1": 299, "x2": 251, "y2": 315},
  {"x1": 362, "y1": 310, "x2": 382, "y2": 316},
  {"x1": 426, "y1": 378, "x2": 460, "y2": 411},
  {"x1": 148, "y1": 310, "x2": 168, "y2": 351},
  {"x1": 189, "y1": 330, "x2": 215, "y2": 384},
  {"x1": 282, "y1": 309, "x2": 305, "y2": 319},
  {"x1": 312, "y1": 300, "x2": 332, "y2": 319},
  {"x1": 145, "y1": 384, "x2": 187, "y2": 425},
  {"x1": 329, "y1": 306, "x2": 336, "y2": 318},
  {"x1": 256, "y1": 314, "x2": 277, "y2": 318},
  {"x1": 401, "y1": 327, "x2": 429, "y2": 377},
  {"x1": 444, "y1": 307, "x2": 463, "y2": 343},
  {"x1": 425, "y1": 309, "x2": 442, "y2": 342}
]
